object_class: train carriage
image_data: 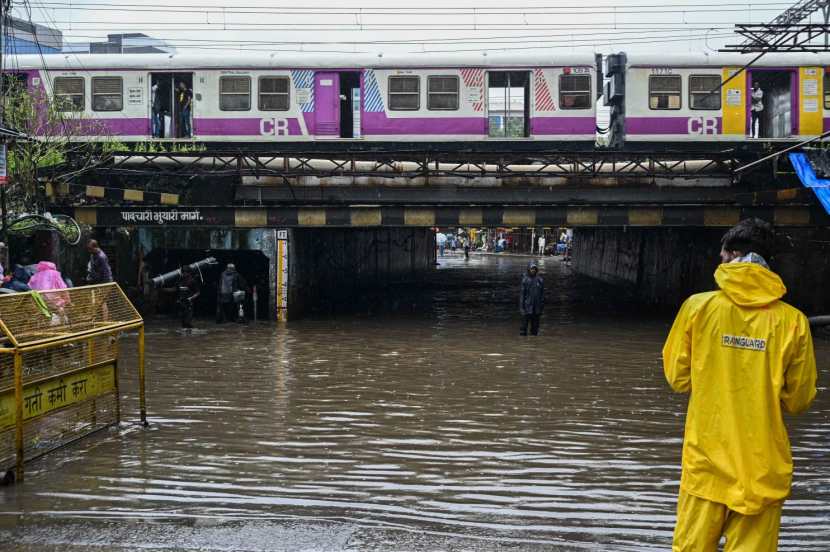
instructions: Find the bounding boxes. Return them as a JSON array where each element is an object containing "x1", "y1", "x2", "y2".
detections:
[
  {"x1": 5, "y1": 52, "x2": 600, "y2": 147},
  {"x1": 623, "y1": 53, "x2": 830, "y2": 145}
]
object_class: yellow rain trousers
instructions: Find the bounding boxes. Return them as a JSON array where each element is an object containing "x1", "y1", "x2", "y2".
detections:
[
  {"x1": 663, "y1": 262, "x2": 817, "y2": 550},
  {"x1": 673, "y1": 490, "x2": 782, "y2": 552}
]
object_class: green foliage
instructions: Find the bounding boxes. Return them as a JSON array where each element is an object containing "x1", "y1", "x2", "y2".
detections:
[
  {"x1": 100, "y1": 140, "x2": 130, "y2": 154},
  {"x1": 7, "y1": 213, "x2": 81, "y2": 245},
  {"x1": 129, "y1": 141, "x2": 206, "y2": 153},
  {"x1": 171, "y1": 141, "x2": 207, "y2": 153},
  {"x1": 2, "y1": 78, "x2": 111, "y2": 215}
]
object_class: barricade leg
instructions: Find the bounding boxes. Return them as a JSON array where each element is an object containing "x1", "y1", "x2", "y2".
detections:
[
  {"x1": 14, "y1": 352, "x2": 22, "y2": 482},
  {"x1": 139, "y1": 326, "x2": 147, "y2": 426}
]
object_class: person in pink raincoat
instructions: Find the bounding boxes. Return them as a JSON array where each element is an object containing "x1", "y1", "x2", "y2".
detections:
[
  {"x1": 28, "y1": 260, "x2": 71, "y2": 320},
  {"x1": 28, "y1": 261, "x2": 67, "y2": 291}
]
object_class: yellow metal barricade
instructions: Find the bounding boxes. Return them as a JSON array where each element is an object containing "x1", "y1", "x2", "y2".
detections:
[{"x1": 0, "y1": 283, "x2": 145, "y2": 482}]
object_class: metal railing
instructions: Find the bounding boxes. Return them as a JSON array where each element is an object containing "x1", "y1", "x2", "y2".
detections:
[{"x1": 0, "y1": 283, "x2": 145, "y2": 482}]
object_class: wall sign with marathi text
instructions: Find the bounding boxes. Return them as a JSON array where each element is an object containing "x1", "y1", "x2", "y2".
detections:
[{"x1": 99, "y1": 208, "x2": 234, "y2": 226}]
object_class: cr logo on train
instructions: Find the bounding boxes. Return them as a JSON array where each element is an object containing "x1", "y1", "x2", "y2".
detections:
[
  {"x1": 260, "y1": 118, "x2": 290, "y2": 136},
  {"x1": 687, "y1": 117, "x2": 719, "y2": 135}
]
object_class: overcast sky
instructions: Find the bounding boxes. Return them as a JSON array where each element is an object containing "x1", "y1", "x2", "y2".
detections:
[{"x1": 14, "y1": 0, "x2": 811, "y2": 55}]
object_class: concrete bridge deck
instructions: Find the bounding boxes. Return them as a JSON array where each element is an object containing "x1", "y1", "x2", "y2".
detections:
[
  {"x1": 36, "y1": 147, "x2": 829, "y2": 322},
  {"x1": 68, "y1": 203, "x2": 827, "y2": 230}
]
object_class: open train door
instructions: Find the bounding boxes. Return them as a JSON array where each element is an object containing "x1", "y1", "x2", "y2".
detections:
[
  {"x1": 486, "y1": 71, "x2": 530, "y2": 138},
  {"x1": 150, "y1": 72, "x2": 193, "y2": 139},
  {"x1": 746, "y1": 69, "x2": 796, "y2": 139}
]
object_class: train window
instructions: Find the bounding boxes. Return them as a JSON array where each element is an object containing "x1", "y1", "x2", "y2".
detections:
[
  {"x1": 689, "y1": 75, "x2": 721, "y2": 110},
  {"x1": 92, "y1": 77, "x2": 123, "y2": 112},
  {"x1": 427, "y1": 76, "x2": 459, "y2": 110},
  {"x1": 648, "y1": 75, "x2": 681, "y2": 110},
  {"x1": 259, "y1": 76, "x2": 290, "y2": 111},
  {"x1": 388, "y1": 76, "x2": 420, "y2": 111},
  {"x1": 824, "y1": 73, "x2": 830, "y2": 109},
  {"x1": 559, "y1": 74, "x2": 591, "y2": 109},
  {"x1": 53, "y1": 77, "x2": 84, "y2": 111},
  {"x1": 220, "y1": 76, "x2": 251, "y2": 111}
]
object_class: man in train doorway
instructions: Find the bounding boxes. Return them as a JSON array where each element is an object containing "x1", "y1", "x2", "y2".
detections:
[
  {"x1": 750, "y1": 82, "x2": 764, "y2": 139},
  {"x1": 177, "y1": 81, "x2": 193, "y2": 138},
  {"x1": 663, "y1": 218, "x2": 816, "y2": 551},
  {"x1": 151, "y1": 82, "x2": 162, "y2": 138}
]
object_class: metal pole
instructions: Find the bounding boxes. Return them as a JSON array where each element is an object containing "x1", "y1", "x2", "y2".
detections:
[
  {"x1": 138, "y1": 325, "x2": 147, "y2": 426},
  {"x1": 0, "y1": 0, "x2": 6, "y2": 244},
  {"x1": 1, "y1": 186, "x2": 7, "y2": 244},
  {"x1": 734, "y1": 128, "x2": 830, "y2": 173},
  {"x1": 114, "y1": 359, "x2": 120, "y2": 425},
  {"x1": 13, "y1": 352, "x2": 22, "y2": 482},
  {"x1": 113, "y1": 332, "x2": 121, "y2": 425}
]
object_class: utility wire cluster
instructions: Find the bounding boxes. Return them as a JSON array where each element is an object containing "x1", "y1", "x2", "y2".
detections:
[{"x1": 1, "y1": 0, "x2": 796, "y2": 54}]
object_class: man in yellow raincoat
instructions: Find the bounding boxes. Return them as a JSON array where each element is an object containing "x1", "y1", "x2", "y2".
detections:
[{"x1": 663, "y1": 218, "x2": 816, "y2": 551}]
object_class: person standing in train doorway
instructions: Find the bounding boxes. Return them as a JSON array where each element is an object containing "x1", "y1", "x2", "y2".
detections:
[
  {"x1": 151, "y1": 82, "x2": 162, "y2": 138},
  {"x1": 751, "y1": 82, "x2": 764, "y2": 139},
  {"x1": 663, "y1": 218, "x2": 816, "y2": 552},
  {"x1": 177, "y1": 81, "x2": 193, "y2": 138}
]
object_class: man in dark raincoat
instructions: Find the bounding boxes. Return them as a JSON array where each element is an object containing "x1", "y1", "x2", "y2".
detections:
[{"x1": 519, "y1": 260, "x2": 544, "y2": 336}]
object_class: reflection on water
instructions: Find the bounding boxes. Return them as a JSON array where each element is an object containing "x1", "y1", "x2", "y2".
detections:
[{"x1": 1, "y1": 254, "x2": 828, "y2": 551}]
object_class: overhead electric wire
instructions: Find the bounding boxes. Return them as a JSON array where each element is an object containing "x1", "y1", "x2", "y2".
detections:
[
  {"x1": 53, "y1": 26, "x2": 735, "y2": 46},
  {"x1": 22, "y1": 0, "x2": 795, "y2": 12},
  {"x1": 23, "y1": 5, "x2": 790, "y2": 16},
  {"x1": 10, "y1": 0, "x2": 781, "y2": 53},
  {"x1": 0, "y1": 20, "x2": 774, "y2": 26},
  {"x1": 7, "y1": 30, "x2": 737, "y2": 55}
]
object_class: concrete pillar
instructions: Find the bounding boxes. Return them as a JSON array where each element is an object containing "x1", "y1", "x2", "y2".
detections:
[
  {"x1": 571, "y1": 227, "x2": 721, "y2": 307},
  {"x1": 572, "y1": 226, "x2": 830, "y2": 314}
]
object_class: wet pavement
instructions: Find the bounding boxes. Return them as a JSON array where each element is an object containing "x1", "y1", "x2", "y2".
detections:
[{"x1": 1, "y1": 254, "x2": 828, "y2": 551}]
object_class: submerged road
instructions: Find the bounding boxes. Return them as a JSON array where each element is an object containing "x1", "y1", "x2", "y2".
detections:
[{"x1": 0, "y1": 255, "x2": 828, "y2": 551}]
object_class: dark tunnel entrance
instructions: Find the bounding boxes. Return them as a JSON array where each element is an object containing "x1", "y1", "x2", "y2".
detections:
[{"x1": 144, "y1": 248, "x2": 270, "y2": 321}]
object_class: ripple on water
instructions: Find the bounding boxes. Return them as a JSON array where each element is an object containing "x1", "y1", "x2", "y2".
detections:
[{"x1": 4, "y1": 255, "x2": 829, "y2": 551}]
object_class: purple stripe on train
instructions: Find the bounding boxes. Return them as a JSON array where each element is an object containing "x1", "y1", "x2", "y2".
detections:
[
  {"x1": 361, "y1": 112, "x2": 596, "y2": 136},
  {"x1": 31, "y1": 117, "x2": 148, "y2": 136},
  {"x1": 195, "y1": 118, "x2": 304, "y2": 136},
  {"x1": 531, "y1": 117, "x2": 596, "y2": 135},
  {"x1": 31, "y1": 115, "x2": 598, "y2": 137},
  {"x1": 627, "y1": 116, "x2": 723, "y2": 135},
  {"x1": 361, "y1": 112, "x2": 485, "y2": 135}
]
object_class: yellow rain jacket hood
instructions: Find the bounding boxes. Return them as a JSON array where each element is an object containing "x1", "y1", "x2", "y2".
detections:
[{"x1": 663, "y1": 262, "x2": 817, "y2": 515}]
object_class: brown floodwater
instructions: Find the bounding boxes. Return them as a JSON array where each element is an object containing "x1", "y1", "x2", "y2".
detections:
[{"x1": 0, "y1": 254, "x2": 828, "y2": 551}]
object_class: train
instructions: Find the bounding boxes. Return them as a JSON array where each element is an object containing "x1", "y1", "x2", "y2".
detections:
[{"x1": 4, "y1": 51, "x2": 830, "y2": 149}]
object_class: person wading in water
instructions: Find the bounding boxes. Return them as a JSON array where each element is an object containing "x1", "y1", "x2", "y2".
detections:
[{"x1": 519, "y1": 260, "x2": 544, "y2": 336}]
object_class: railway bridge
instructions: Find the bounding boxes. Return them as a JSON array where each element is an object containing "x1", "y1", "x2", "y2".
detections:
[{"x1": 39, "y1": 146, "x2": 830, "y2": 320}]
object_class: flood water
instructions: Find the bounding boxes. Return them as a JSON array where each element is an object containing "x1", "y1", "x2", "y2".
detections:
[{"x1": 1, "y1": 254, "x2": 828, "y2": 551}]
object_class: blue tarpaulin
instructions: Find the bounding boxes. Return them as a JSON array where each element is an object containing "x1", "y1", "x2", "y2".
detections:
[{"x1": 789, "y1": 152, "x2": 830, "y2": 215}]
